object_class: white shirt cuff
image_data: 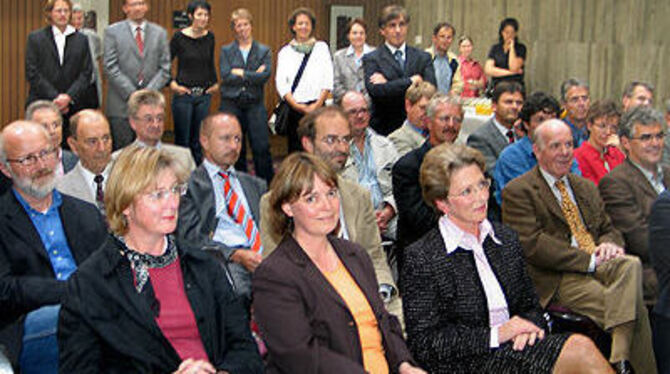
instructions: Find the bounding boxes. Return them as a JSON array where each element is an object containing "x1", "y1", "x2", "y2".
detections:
[
  {"x1": 490, "y1": 325, "x2": 500, "y2": 348},
  {"x1": 588, "y1": 253, "x2": 596, "y2": 273}
]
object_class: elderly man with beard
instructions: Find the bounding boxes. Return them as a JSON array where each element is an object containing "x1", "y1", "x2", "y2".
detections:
[
  {"x1": 392, "y1": 94, "x2": 462, "y2": 266},
  {"x1": 0, "y1": 121, "x2": 107, "y2": 372}
]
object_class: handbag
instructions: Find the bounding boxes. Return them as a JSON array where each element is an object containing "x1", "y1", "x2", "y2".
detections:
[{"x1": 270, "y1": 52, "x2": 312, "y2": 135}]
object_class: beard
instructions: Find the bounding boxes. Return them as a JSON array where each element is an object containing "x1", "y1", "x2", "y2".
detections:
[{"x1": 11, "y1": 167, "x2": 56, "y2": 200}]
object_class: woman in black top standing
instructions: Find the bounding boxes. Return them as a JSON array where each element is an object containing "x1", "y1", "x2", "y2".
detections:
[
  {"x1": 170, "y1": 0, "x2": 218, "y2": 165},
  {"x1": 484, "y1": 18, "x2": 526, "y2": 90}
]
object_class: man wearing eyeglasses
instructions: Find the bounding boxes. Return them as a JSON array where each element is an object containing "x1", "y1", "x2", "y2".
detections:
[
  {"x1": 114, "y1": 89, "x2": 195, "y2": 172},
  {"x1": 599, "y1": 106, "x2": 670, "y2": 307},
  {"x1": 178, "y1": 112, "x2": 266, "y2": 308},
  {"x1": 259, "y1": 105, "x2": 402, "y2": 323},
  {"x1": 0, "y1": 121, "x2": 107, "y2": 371},
  {"x1": 393, "y1": 94, "x2": 462, "y2": 268},
  {"x1": 26, "y1": 100, "x2": 78, "y2": 177},
  {"x1": 502, "y1": 119, "x2": 656, "y2": 373},
  {"x1": 57, "y1": 109, "x2": 113, "y2": 211},
  {"x1": 560, "y1": 78, "x2": 591, "y2": 147}
]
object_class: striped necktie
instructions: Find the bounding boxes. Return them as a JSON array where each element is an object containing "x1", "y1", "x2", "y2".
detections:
[{"x1": 218, "y1": 171, "x2": 263, "y2": 254}]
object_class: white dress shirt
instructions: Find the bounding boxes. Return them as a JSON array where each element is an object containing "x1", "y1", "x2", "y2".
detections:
[
  {"x1": 52, "y1": 25, "x2": 76, "y2": 65},
  {"x1": 77, "y1": 161, "x2": 112, "y2": 201}
]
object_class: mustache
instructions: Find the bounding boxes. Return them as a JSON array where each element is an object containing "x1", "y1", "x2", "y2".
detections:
[{"x1": 34, "y1": 167, "x2": 54, "y2": 179}]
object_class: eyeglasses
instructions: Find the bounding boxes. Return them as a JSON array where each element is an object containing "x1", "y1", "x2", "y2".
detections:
[
  {"x1": 630, "y1": 132, "x2": 665, "y2": 142},
  {"x1": 320, "y1": 135, "x2": 352, "y2": 146},
  {"x1": 6, "y1": 148, "x2": 57, "y2": 167},
  {"x1": 449, "y1": 178, "x2": 491, "y2": 199},
  {"x1": 436, "y1": 115, "x2": 463, "y2": 124},
  {"x1": 345, "y1": 108, "x2": 369, "y2": 117},
  {"x1": 592, "y1": 122, "x2": 618, "y2": 133},
  {"x1": 134, "y1": 115, "x2": 164, "y2": 124},
  {"x1": 144, "y1": 183, "x2": 187, "y2": 201}
]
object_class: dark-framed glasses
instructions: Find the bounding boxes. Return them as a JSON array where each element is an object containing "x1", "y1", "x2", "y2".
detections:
[{"x1": 6, "y1": 147, "x2": 57, "y2": 167}]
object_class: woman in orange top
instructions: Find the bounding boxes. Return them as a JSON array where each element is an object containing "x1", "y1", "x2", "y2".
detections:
[{"x1": 253, "y1": 152, "x2": 425, "y2": 374}]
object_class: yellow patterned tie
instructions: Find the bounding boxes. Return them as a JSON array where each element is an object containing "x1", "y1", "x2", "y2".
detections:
[{"x1": 555, "y1": 180, "x2": 597, "y2": 254}]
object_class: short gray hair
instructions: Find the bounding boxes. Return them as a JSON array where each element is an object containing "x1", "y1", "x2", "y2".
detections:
[
  {"x1": 25, "y1": 100, "x2": 61, "y2": 121},
  {"x1": 560, "y1": 78, "x2": 589, "y2": 102},
  {"x1": 622, "y1": 81, "x2": 654, "y2": 98},
  {"x1": 532, "y1": 119, "x2": 570, "y2": 150},
  {"x1": 618, "y1": 106, "x2": 665, "y2": 138},
  {"x1": 72, "y1": 3, "x2": 83, "y2": 12},
  {"x1": 0, "y1": 134, "x2": 6, "y2": 164},
  {"x1": 426, "y1": 94, "x2": 463, "y2": 119}
]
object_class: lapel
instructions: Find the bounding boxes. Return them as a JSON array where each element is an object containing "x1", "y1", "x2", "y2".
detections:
[
  {"x1": 380, "y1": 44, "x2": 404, "y2": 77},
  {"x1": 623, "y1": 160, "x2": 662, "y2": 200},
  {"x1": 486, "y1": 119, "x2": 509, "y2": 152},
  {"x1": 73, "y1": 164, "x2": 95, "y2": 202},
  {"x1": 2, "y1": 191, "x2": 51, "y2": 263},
  {"x1": 338, "y1": 177, "x2": 359, "y2": 242},
  {"x1": 237, "y1": 173, "x2": 260, "y2": 222},
  {"x1": 344, "y1": 52, "x2": 359, "y2": 76},
  {"x1": 245, "y1": 41, "x2": 258, "y2": 69},
  {"x1": 62, "y1": 32, "x2": 76, "y2": 66},
  {"x1": 191, "y1": 165, "x2": 218, "y2": 231},
  {"x1": 568, "y1": 173, "x2": 598, "y2": 231},
  {"x1": 43, "y1": 26, "x2": 60, "y2": 66},
  {"x1": 531, "y1": 166, "x2": 567, "y2": 225}
]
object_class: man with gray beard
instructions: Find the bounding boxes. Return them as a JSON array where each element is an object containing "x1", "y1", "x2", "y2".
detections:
[{"x1": 0, "y1": 121, "x2": 107, "y2": 371}]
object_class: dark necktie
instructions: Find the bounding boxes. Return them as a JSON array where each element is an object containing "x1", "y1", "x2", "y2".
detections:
[
  {"x1": 506, "y1": 130, "x2": 515, "y2": 144},
  {"x1": 394, "y1": 50, "x2": 404, "y2": 69},
  {"x1": 94, "y1": 174, "x2": 105, "y2": 211}
]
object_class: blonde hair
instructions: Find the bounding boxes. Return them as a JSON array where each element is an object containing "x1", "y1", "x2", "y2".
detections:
[
  {"x1": 405, "y1": 81, "x2": 436, "y2": 105},
  {"x1": 230, "y1": 8, "x2": 252, "y2": 29},
  {"x1": 420, "y1": 143, "x2": 486, "y2": 209},
  {"x1": 127, "y1": 89, "x2": 165, "y2": 119},
  {"x1": 105, "y1": 146, "x2": 187, "y2": 235},
  {"x1": 267, "y1": 152, "x2": 338, "y2": 239}
]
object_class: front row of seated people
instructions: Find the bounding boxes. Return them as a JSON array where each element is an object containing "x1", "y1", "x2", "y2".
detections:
[{"x1": 0, "y1": 95, "x2": 664, "y2": 373}]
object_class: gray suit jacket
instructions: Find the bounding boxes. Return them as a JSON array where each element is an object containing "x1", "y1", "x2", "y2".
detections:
[
  {"x1": 332, "y1": 45, "x2": 373, "y2": 102},
  {"x1": 103, "y1": 20, "x2": 170, "y2": 118},
  {"x1": 466, "y1": 117, "x2": 509, "y2": 176},
  {"x1": 57, "y1": 162, "x2": 96, "y2": 205},
  {"x1": 178, "y1": 164, "x2": 267, "y2": 298}
]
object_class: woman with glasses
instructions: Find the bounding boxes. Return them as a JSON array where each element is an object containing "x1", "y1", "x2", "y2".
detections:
[
  {"x1": 574, "y1": 100, "x2": 626, "y2": 185},
  {"x1": 253, "y1": 152, "x2": 425, "y2": 374},
  {"x1": 401, "y1": 143, "x2": 611, "y2": 373},
  {"x1": 59, "y1": 146, "x2": 263, "y2": 373}
]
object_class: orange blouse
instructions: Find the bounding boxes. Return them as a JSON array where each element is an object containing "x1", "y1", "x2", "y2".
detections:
[{"x1": 322, "y1": 261, "x2": 389, "y2": 374}]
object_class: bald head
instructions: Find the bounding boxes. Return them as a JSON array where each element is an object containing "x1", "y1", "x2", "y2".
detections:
[
  {"x1": 68, "y1": 110, "x2": 113, "y2": 174},
  {"x1": 532, "y1": 119, "x2": 575, "y2": 179},
  {"x1": 1, "y1": 121, "x2": 51, "y2": 162},
  {"x1": 200, "y1": 112, "x2": 242, "y2": 170},
  {"x1": 340, "y1": 91, "x2": 370, "y2": 138}
]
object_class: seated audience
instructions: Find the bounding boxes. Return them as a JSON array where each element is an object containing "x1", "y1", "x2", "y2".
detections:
[
  {"x1": 574, "y1": 100, "x2": 625, "y2": 185},
  {"x1": 178, "y1": 113, "x2": 266, "y2": 308},
  {"x1": 622, "y1": 81, "x2": 654, "y2": 112},
  {"x1": 58, "y1": 146, "x2": 263, "y2": 373},
  {"x1": 393, "y1": 94, "x2": 462, "y2": 263},
  {"x1": 502, "y1": 119, "x2": 656, "y2": 373},
  {"x1": 260, "y1": 106, "x2": 401, "y2": 321},
  {"x1": 114, "y1": 89, "x2": 196, "y2": 172},
  {"x1": 253, "y1": 152, "x2": 425, "y2": 374},
  {"x1": 388, "y1": 81, "x2": 436, "y2": 157},
  {"x1": 599, "y1": 106, "x2": 669, "y2": 305},
  {"x1": 0, "y1": 121, "x2": 106, "y2": 372},
  {"x1": 425, "y1": 22, "x2": 463, "y2": 95},
  {"x1": 560, "y1": 78, "x2": 591, "y2": 147},
  {"x1": 402, "y1": 143, "x2": 611, "y2": 373},
  {"x1": 26, "y1": 100, "x2": 78, "y2": 175},
  {"x1": 649, "y1": 189, "x2": 670, "y2": 373},
  {"x1": 364, "y1": 5, "x2": 435, "y2": 135},
  {"x1": 457, "y1": 35, "x2": 487, "y2": 98},
  {"x1": 332, "y1": 18, "x2": 374, "y2": 102},
  {"x1": 341, "y1": 91, "x2": 400, "y2": 240},
  {"x1": 493, "y1": 91, "x2": 570, "y2": 204},
  {"x1": 57, "y1": 109, "x2": 113, "y2": 211}
]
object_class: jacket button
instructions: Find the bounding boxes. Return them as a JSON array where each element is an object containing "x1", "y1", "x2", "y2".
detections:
[{"x1": 348, "y1": 321, "x2": 354, "y2": 327}]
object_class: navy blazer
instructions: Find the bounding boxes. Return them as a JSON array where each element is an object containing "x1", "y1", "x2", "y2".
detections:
[
  {"x1": 363, "y1": 45, "x2": 435, "y2": 135},
  {"x1": 650, "y1": 190, "x2": 670, "y2": 318},
  {"x1": 219, "y1": 40, "x2": 272, "y2": 103},
  {"x1": 25, "y1": 26, "x2": 93, "y2": 111}
]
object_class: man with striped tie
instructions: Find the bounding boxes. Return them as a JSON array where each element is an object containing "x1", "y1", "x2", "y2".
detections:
[{"x1": 178, "y1": 112, "x2": 266, "y2": 310}]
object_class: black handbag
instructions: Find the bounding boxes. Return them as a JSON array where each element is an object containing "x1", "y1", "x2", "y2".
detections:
[{"x1": 271, "y1": 52, "x2": 312, "y2": 135}]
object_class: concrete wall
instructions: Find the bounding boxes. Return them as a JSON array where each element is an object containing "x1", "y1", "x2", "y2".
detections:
[{"x1": 406, "y1": 0, "x2": 669, "y2": 106}]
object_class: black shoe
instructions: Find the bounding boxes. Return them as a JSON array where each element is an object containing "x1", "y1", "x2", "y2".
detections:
[{"x1": 611, "y1": 360, "x2": 635, "y2": 374}]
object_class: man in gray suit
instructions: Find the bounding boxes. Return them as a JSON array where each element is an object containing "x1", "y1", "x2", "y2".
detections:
[
  {"x1": 178, "y1": 112, "x2": 266, "y2": 308},
  {"x1": 104, "y1": 0, "x2": 170, "y2": 150},
  {"x1": 114, "y1": 89, "x2": 196, "y2": 172},
  {"x1": 57, "y1": 109, "x2": 113, "y2": 210}
]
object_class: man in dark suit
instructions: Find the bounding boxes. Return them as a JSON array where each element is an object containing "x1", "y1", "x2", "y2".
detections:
[
  {"x1": 649, "y1": 190, "x2": 670, "y2": 373},
  {"x1": 599, "y1": 106, "x2": 670, "y2": 305},
  {"x1": 25, "y1": 0, "x2": 93, "y2": 122},
  {"x1": 26, "y1": 100, "x2": 78, "y2": 176},
  {"x1": 219, "y1": 8, "x2": 274, "y2": 184},
  {"x1": 178, "y1": 112, "x2": 266, "y2": 308},
  {"x1": 393, "y1": 94, "x2": 462, "y2": 260},
  {"x1": 502, "y1": 119, "x2": 655, "y2": 373},
  {"x1": 363, "y1": 5, "x2": 435, "y2": 135},
  {"x1": 0, "y1": 121, "x2": 106, "y2": 372},
  {"x1": 104, "y1": 0, "x2": 170, "y2": 150}
]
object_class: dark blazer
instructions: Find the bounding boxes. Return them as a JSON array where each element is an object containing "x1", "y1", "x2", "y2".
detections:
[
  {"x1": 178, "y1": 165, "x2": 266, "y2": 297},
  {"x1": 219, "y1": 40, "x2": 272, "y2": 103},
  {"x1": 401, "y1": 224, "x2": 562, "y2": 373},
  {"x1": 0, "y1": 191, "x2": 106, "y2": 365},
  {"x1": 363, "y1": 45, "x2": 435, "y2": 135},
  {"x1": 599, "y1": 159, "x2": 670, "y2": 263},
  {"x1": 252, "y1": 235, "x2": 413, "y2": 374},
  {"x1": 58, "y1": 236, "x2": 263, "y2": 373},
  {"x1": 467, "y1": 117, "x2": 509, "y2": 177},
  {"x1": 392, "y1": 141, "x2": 436, "y2": 251},
  {"x1": 501, "y1": 166, "x2": 624, "y2": 306},
  {"x1": 650, "y1": 190, "x2": 670, "y2": 318},
  {"x1": 25, "y1": 26, "x2": 93, "y2": 111}
]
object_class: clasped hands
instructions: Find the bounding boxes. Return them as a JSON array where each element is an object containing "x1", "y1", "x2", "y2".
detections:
[
  {"x1": 594, "y1": 242, "x2": 624, "y2": 268},
  {"x1": 498, "y1": 316, "x2": 545, "y2": 351}
]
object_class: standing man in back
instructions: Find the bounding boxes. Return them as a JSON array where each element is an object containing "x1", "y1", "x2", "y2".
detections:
[{"x1": 104, "y1": 0, "x2": 170, "y2": 150}]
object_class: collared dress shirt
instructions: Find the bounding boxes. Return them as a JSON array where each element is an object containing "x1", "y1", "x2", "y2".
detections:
[
  {"x1": 52, "y1": 25, "x2": 76, "y2": 65},
  {"x1": 350, "y1": 129, "x2": 384, "y2": 210},
  {"x1": 77, "y1": 161, "x2": 112, "y2": 202}
]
